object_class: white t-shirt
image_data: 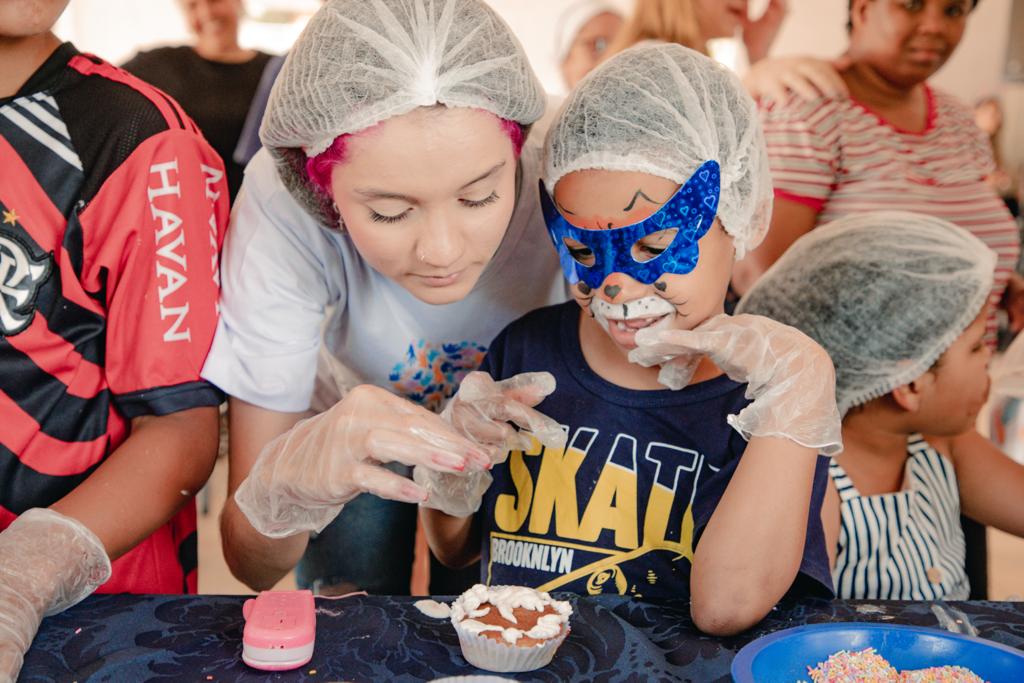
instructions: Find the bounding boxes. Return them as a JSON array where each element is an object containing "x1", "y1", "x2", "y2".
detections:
[{"x1": 202, "y1": 145, "x2": 568, "y2": 413}]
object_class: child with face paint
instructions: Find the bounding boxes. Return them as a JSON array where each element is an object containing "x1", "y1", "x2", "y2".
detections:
[{"x1": 419, "y1": 42, "x2": 843, "y2": 636}]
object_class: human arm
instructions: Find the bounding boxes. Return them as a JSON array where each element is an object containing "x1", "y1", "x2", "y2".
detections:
[
  {"x1": 220, "y1": 399, "x2": 310, "y2": 590},
  {"x1": 936, "y1": 429, "x2": 1024, "y2": 538},
  {"x1": 630, "y1": 314, "x2": 842, "y2": 634},
  {"x1": 421, "y1": 509, "x2": 483, "y2": 570},
  {"x1": 691, "y1": 437, "x2": 819, "y2": 635},
  {"x1": 731, "y1": 197, "x2": 819, "y2": 295},
  {"x1": 223, "y1": 386, "x2": 491, "y2": 590},
  {"x1": 740, "y1": 0, "x2": 788, "y2": 64},
  {"x1": 821, "y1": 477, "x2": 841, "y2": 571},
  {"x1": 0, "y1": 408, "x2": 219, "y2": 678}
]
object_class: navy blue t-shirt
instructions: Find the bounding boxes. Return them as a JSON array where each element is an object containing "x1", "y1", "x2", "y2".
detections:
[{"x1": 478, "y1": 301, "x2": 833, "y2": 600}]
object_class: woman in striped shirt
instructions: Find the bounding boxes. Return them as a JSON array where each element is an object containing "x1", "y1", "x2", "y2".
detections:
[
  {"x1": 738, "y1": 211, "x2": 1024, "y2": 600},
  {"x1": 732, "y1": 0, "x2": 1023, "y2": 343}
]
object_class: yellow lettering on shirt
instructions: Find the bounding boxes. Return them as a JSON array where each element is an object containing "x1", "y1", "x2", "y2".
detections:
[
  {"x1": 527, "y1": 443, "x2": 585, "y2": 538},
  {"x1": 577, "y1": 463, "x2": 639, "y2": 548},
  {"x1": 494, "y1": 449, "x2": 534, "y2": 532}
]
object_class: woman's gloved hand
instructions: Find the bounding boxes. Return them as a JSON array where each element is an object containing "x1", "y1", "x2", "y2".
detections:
[
  {"x1": 415, "y1": 371, "x2": 567, "y2": 518},
  {"x1": 234, "y1": 384, "x2": 493, "y2": 538},
  {"x1": 0, "y1": 508, "x2": 111, "y2": 681},
  {"x1": 630, "y1": 314, "x2": 842, "y2": 455}
]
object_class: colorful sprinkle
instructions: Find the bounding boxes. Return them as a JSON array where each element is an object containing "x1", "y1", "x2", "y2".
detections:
[
  {"x1": 806, "y1": 647, "x2": 897, "y2": 682},
  {"x1": 804, "y1": 649, "x2": 987, "y2": 683}
]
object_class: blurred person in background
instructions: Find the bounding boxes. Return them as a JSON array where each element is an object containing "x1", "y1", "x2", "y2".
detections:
[
  {"x1": 975, "y1": 95, "x2": 1020, "y2": 219},
  {"x1": 555, "y1": 0, "x2": 625, "y2": 90},
  {"x1": 731, "y1": 0, "x2": 1021, "y2": 339},
  {"x1": 604, "y1": 0, "x2": 789, "y2": 65},
  {"x1": 123, "y1": 0, "x2": 272, "y2": 201}
]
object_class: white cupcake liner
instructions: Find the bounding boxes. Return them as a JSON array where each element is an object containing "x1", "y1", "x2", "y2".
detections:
[{"x1": 452, "y1": 619, "x2": 569, "y2": 673}]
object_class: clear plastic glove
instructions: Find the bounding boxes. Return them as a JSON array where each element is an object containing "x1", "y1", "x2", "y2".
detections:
[
  {"x1": 630, "y1": 314, "x2": 842, "y2": 455},
  {"x1": 743, "y1": 54, "x2": 852, "y2": 104},
  {"x1": 0, "y1": 508, "x2": 111, "y2": 681},
  {"x1": 234, "y1": 384, "x2": 492, "y2": 538},
  {"x1": 415, "y1": 372, "x2": 567, "y2": 518}
]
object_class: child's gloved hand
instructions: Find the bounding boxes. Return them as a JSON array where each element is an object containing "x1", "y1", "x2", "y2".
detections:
[
  {"x1": 234, "y1": 385, "x2": 493, "y2": 538},
  {"x1": 415, "y1": 372, "x2": 566, "y2": 518},
  {"x1": 0, "y1": 508, "x2": 112, "y2": 681},
  {"x1": 630, "y1": 314, "x2": 842, "y2": 455}
]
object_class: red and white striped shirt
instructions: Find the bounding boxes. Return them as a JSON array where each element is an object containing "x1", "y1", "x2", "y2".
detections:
[{"x1": 761, "y1": 86, "x2": 1019, "y2": 340}]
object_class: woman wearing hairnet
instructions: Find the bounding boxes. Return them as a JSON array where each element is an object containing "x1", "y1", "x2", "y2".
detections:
[
  {"x1": 201, "y1": 0, "x2": 567, "y2": 594},
  {"x1": 739, "y1": 212, "x2": 1024, "y2": 600}
]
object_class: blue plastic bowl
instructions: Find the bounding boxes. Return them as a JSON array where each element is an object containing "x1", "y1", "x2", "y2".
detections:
[{"x1": 731, "y1": 622, "x2": 1024, "y2": 682}]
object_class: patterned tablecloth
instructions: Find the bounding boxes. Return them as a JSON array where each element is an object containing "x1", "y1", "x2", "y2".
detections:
[{"x1": 20, "y1": 594, "x2": 1024, "y2": 682}]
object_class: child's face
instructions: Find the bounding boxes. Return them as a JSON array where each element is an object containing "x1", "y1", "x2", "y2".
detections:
[
  {"x1": 552, "y1": 168, "x2": 734, "y2": 353},
  {"x1": 914, "y1": 309, "x2": 991, "y2": 435}
]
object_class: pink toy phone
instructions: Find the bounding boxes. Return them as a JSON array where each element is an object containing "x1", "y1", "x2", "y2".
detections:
[{"x1": 242, "y1": 589, "x2": 316, "y2": 671}]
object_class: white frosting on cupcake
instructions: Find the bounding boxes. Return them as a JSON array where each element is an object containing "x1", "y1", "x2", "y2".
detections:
[{"x1": 450, "y1": 584, "x2": 572, "y2": 645}]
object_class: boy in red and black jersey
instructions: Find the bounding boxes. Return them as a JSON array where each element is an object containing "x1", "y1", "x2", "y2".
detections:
[{"x1": 0, "y1": 1, "x2": 227, "y2": 675}]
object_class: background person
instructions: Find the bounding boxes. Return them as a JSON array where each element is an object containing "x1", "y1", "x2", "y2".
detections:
[
  {"x1": 740, "y1": 211, "x2": 1024, "y2": 600},
  {"x1": 123, "y1": 0, "x2": 272, "y2": 201},
  {"x1": 731, "y1": 0, "x2": 1020, "y2": 338},
  {"x1": 555, "y1": 0, "x2": 625, "y2": 90},
  {"x1": 604, "y1": 0, "x2": 789, "y2": 65}
]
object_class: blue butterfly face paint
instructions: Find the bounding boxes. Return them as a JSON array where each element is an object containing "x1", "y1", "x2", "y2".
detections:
[{"x1": 540, "y1": 160, "x2": 721, "y2": 289}]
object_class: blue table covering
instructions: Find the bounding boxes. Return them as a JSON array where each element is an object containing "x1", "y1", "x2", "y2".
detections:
[{"x1": 20, "y1": 595, "x2": 1024, "y2": 682}]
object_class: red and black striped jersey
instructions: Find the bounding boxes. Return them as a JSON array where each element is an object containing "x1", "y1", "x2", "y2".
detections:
[{"x1": 0, "y1": 44, "x2": 228, "y2": 594}]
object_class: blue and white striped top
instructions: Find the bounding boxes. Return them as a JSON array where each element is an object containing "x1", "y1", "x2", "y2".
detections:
[{"x1": 830, "y1": 435, "x2": 968, "y2": 600}]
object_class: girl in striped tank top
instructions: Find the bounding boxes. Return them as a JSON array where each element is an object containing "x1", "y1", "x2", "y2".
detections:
[{"x1": 739, "y1": 211, "x2": 1024, "y2": 600}]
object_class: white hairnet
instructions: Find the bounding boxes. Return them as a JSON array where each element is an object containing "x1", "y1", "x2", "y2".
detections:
[
  {"x1": 543, "y1": 42, "x2": 772, "y2": 257},
  {"x1": 261, "y1": 0, "x2": 546, "y2": 225},
  {"x1": 737, "y1": 211, "x2": 996, "y2": 417}
]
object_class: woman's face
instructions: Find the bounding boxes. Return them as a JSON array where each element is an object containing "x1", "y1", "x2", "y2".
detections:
[
  {"x1": 179, "y1": 0, "x2": 243, "y2": 43},
  {"x1": 693, "y1": 0, "x2": 748, "y2": 40},
  {"x1": 561, "y1": 11, "x2": 624, "y2": 89},
  {"x1": 331, "y1": 107, "x2": 518, "y2": 305},
  {"x1": 553, "y1": 169, "x2": 734, "y2": 353},
  {"x1": 850, "y1": 0, "x2": 971, "y2": 87}
]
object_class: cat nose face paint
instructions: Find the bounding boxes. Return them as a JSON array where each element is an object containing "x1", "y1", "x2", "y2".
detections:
[{"x1": 540, "y1": 160, "x2": 721, "y2": 289}]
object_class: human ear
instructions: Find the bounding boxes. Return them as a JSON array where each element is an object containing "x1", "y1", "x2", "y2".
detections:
[
  {"x1": 891, "y1": 373, "x2": 935, "y2": 413},
  {"x1": 849, "y1": 0, "x2": 870, "y2": 34}
]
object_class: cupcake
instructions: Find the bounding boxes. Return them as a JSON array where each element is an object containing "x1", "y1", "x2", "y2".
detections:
[{"x1": 450, "y1": 584, "x2": 572, "y2": 673}]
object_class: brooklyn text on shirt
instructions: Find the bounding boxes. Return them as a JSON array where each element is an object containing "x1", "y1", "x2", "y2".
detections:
[
  {"x1": 486, "y1": 426, "x2": 720, "y2": 594},
  {"x1": 147, "y1": 159, "x2": 223, "y2": 342}
]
